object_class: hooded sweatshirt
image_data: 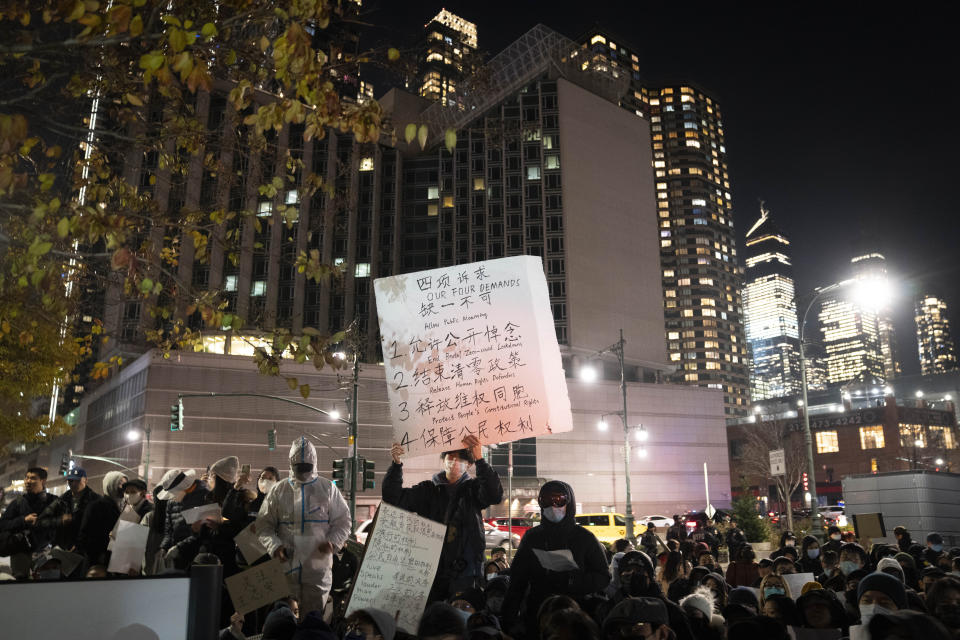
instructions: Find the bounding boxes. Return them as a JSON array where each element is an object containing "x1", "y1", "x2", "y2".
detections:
[
  {"x1": 501, "y1": 480, "x2": 610, "y2": 633},
  {"x1": 800, "y1": 535, "x2": 824, "y2": 575}
]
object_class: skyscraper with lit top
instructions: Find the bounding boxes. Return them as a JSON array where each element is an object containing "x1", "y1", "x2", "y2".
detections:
[
  {"x1": 577, "y1": 32, "x2": 749, "y2": 415},
  {"x1": 417, "y1": 9, "x2": 478, "y2": 107},
  {"x1": 742, "y1": 204, "x2": 802, "y2": 400},
  {"x1": 916, "y1": 294, "x2": 958, "y2": 375},
  {"x1": 817, "y1": 254, "x2": 897, "y2": 386}
]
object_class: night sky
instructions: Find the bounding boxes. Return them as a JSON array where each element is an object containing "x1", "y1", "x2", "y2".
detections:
[{"x1": 362, "y1": 2, "x2": 959, "y2": 375}]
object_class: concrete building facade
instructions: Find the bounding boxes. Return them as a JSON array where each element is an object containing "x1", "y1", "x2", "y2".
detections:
[{"x1": 2, "y1": 350, "x2": 731, "y2": 521}]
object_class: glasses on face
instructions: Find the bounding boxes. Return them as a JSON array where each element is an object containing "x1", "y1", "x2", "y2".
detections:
[{"x1": 539, "y1": 493, "x2": 568, "y2": 509}]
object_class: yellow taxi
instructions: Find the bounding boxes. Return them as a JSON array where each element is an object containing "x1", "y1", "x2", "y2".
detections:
[{"x1": 573, "y1": 513, "x2": 627, "y2": 544}]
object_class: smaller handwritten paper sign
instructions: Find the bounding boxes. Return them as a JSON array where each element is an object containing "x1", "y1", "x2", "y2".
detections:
[
  {"x1": 346, "y1": 503, "x2": 446, "y2": 633},
  {"x1": 374, "y1": 255, "x2": 573, "y2": 456},
  {"x1": 234, "y1": 521, "x2": 268, "y2": 565},
  {"x1": 224, "y1": 558, "x2": 289, "y2": 616}
]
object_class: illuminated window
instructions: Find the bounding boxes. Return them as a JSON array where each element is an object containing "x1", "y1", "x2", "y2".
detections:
[
  {"x1": 224, "y1": 275, "x2": 237, "y2": 292},
  {"x1": 929, "y1": 426, "x2": 957, "y2": 449},
  {"x1": 692, "y1": 199, "x2": 706, "y2": 206},
  {"x1": 258, "y1": 201, "x2": 272, "y2": 217},
  {"x1": 285, "y1": 189, "x2": 299, "y2": 205},
  {"x1": 871, "y1": 458, "x2": 879, "y2": 473},
  {"x1": 473, "y1": 177, "x2": 484, "y2": 191},
  {"x1": 427, "y1": 203, "x2": 438, "y2": 216},
  {"x1": 686, "y1": 140, "x2": 701, "y2": 148},
  {"x1": 251, "y1": 281, "x2": 266, "y2": 296},
  {"x1": 355, "y1": 263, "x2": 370, "y2": 278},
  {"x1": 359, "y1": 157, "x2": 374, "y2": 171},
  {"x1": 816, "y1": 430, "x2": 840, "y2": 453},
  {"x1": 859, "y1": 426, "x2": 885, "y2": 449},
  {"x1": 670, "y1": 352, "x2": 680, "y2": 361},
  {"x1": 543, "y1": 135, "x2": 556, "y2": 149},
  {"x1": 527, "y1": 166, "x2": 541, "y2": 180},
  {"x1": 427, "y1": 186, "x2": 439, "y2": 200},
  {"x1": 899, "y1": 424, "x2": 925, "y2": 448},
  {"x1": 443, "y1": 196, "x2": 454, "y2": 208},
  {"x1": 667, "y1": 332, "x2": 680, "y2": 340},
  {"x1": 590, "y1": 34, "x2": 606, "y2": 45},
  {"x1": 545, "y1": 155, "x2": 560, "y2": 170}
]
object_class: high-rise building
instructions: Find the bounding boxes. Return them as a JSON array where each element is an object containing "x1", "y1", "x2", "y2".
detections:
[
  {"x1": 417, "y1": 9, "x2": 478, "y2": 107},
  {"x1": 852, "y1": 253, "x2": 899, "y2": 380},
  {"x1": 916, "y1": 294, "x2": 958, "y2": 375},
  {"x1": 817, "y1": 254, "x2": 897, "y2": 386},
  {"x1": 577, "y1": 32, "x2": 749, "y2": 414},
  {"x1": 100, "y1": 24, "x2": 669, "y2": 378},
  {"x1": 742, "y1": 204, "x2": 802, "y2": 400}
]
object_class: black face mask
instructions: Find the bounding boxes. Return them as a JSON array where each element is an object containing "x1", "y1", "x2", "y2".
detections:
[
  {"x1": 292, "y1": 463, "x2": 313, "y2": 474},
  {"x1": 937, "y1": 604, "x2": 960, "y2": 628}
]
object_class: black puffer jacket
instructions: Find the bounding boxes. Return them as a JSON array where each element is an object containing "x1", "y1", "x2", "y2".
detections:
[
  {"x1": 501, "y1": 480, "x2": 611, "y2": 634},
  {"x1": 382, "y1": 457, "x2": 503, "y2": 599}
]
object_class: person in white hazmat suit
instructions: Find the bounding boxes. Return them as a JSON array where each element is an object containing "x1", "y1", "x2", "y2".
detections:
[{"x1": 256, "y1": 437, "x2": 352, "y2": 613}]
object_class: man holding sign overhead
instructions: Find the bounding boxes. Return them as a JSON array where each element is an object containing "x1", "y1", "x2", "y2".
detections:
[
  {"x1": 256, "y1": 437, "x2": 352, "y2": 615},
  {"x1": 383, "y1": 433, "x2": 503, "y2": 602}
]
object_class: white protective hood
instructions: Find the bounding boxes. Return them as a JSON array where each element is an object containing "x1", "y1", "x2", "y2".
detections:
[{"x1": 289, "y1": 436, "x2": 318, "y2": 479}]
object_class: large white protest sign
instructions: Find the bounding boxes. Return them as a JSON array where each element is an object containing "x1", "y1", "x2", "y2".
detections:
[
  {"x1": 374, "y1": 255, "x2": 572, "y2": 457},
  {"x1": 346, "y1": 503, "x2": 446, "y2": 633}
]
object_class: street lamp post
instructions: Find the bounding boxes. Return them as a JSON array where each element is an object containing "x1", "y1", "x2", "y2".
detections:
[{"x1": 583, "y1": 329, "x2": 638, "y2": 541}]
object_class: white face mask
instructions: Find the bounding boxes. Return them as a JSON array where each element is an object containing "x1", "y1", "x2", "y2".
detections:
[
  {"x1": 444, "y1": 459, "x2": 467, "y2": 477},
  {"x1": 543, "y1": 506, "x2": 566, "y2": 523},
  {"x1": 859, "y1": 603, "x2": 892, "y2": 626},
  {"x1": 126, "y1": 493, "x2": 143, "y2": 506},
  {"x1": 258, "y1": 479, "x2": 276, "y2": 495}
]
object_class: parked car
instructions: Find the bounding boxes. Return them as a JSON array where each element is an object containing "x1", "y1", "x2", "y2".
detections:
[
  {"x1": 682, "y1": 512, "x2": 710, "y2": 535},
  {"x1": 484, "y1": 521, "x2": 522, "y2": 549},
  {"x1": 637, "y1": 514, "x2": 675, "y2": 529},
  {"x1": 485, "y1": 517, "x2": 534, "y2": 539},
  {"x1": 574, "y1": 513, "x2": 627, "y2": 544}
]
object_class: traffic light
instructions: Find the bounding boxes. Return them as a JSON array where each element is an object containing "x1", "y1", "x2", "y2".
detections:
[
  {"x1": 360, "y1": 457, "x2": 376, "y2": 491},
  {"x1": 59, "y1": 453, "x2": 70, "y2": 476},
  {"x1": 169, "y1": 398, "x2": 183, "y2": 431},
  {"x1": 332, "y1": 458, "x2": 346, "y2": 489},
  {"x1": 267, "y1": 429, "x2": 276, "y2": 451}
]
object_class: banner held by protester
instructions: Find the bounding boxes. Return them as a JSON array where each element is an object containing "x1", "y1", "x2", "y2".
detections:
[{"x1": 374, "y1": 255, "x2": 573, "y2": 457}]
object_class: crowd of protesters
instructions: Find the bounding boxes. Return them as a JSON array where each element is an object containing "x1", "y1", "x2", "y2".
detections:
[{"x1": 3, "y1": 435, "x2": 960, "y2": 640}]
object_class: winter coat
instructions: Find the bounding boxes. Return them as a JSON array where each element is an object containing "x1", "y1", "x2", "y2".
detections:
[
  {"x1": 0, "y1": 490, "x2": 56, "y2": 551},
  {"x1": 382, "y1": 454, "x2": 503, "y2": 594},
  {"x1": 725, "y1": 560, "x2": 760, "y2": 588},
  {"x1": 37, "y1": 485, "x2": 99, "y2": 552},
  {"x1": 501, "y1": 480, "x2": 611, "y2": 634},
  {"x1": 79, "y1": 471, "x2": 127, "y2": 566},
  {"x1": 256, "y1": 437, "x2": 352, "y2": 594},
  {"x1": 160, "y1": 482, "x2": 210, "y2": 554},
  {"x1": 80, "y1": 495, "x2": 121, "y2": 566},
  {"x1": 641, "y1": 529, "x2": 659, "y2": 557}
]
